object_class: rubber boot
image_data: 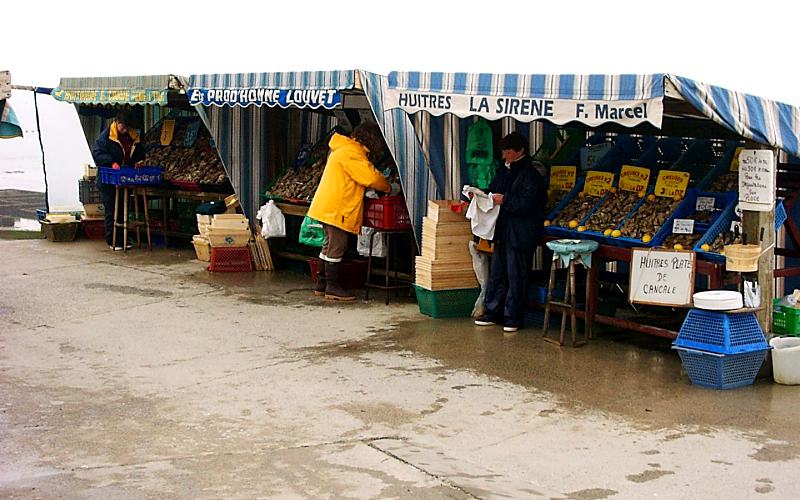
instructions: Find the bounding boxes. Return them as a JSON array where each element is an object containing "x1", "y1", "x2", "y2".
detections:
[
  {"x1": 325, "y1": 262, "x2": 356, "y2": 301},
  {"x1": 314, "y1": 260, "x2": 327, "y2": 296}
]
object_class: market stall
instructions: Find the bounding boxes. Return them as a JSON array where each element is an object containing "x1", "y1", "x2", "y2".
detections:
[
  {"x1": 50, "y1": 74, "x2": 233, "y2": 243},
  {"x1": 0, "y1": 70, "x2": 22, "y2": 139},
  {"x1": 186, "y1": 70, "x2": 435, "y2": 270},
  {"x1": 384, "y1": 71, "x2": 800, "y2": 336}
]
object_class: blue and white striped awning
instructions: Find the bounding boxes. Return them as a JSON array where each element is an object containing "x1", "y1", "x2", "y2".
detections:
[
  {"x1": 51, "y1": 75, "x2": 183, "y2": 106},
  {"x1": 188, "y1": 71, "x2": 356, "y2": 109},
  {"x1": 387, "y1": 72, "x2": 800, "y2": 158}
]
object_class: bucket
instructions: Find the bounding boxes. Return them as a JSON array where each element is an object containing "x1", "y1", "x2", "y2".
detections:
[
  {"x1": 769, "y1": 337, "x2": 800, "y2": 385},
  {"x1": 724, "y1": 244, "x2": 762, "y2": 272}
]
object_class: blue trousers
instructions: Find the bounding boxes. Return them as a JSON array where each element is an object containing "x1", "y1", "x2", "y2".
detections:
[{"x1": 483, "y1": 242, "x2": 533, "y2": 327}]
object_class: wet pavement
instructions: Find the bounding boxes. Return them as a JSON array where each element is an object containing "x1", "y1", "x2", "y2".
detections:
[{"x1": 1, "y1": 238, "x2": 799, "y2": 498}]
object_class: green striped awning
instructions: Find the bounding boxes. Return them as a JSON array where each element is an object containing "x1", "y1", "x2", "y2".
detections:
[{"x1": 51, "y1": 75, "x2": 183, "y2": 106}]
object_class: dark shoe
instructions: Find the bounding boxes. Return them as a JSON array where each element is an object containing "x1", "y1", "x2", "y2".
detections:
[
  {"x1": 474, "y1": 316, "x2": 496, "y2": 326},
  {"x1": 325, "y1": 262, "x2": 356, "y2": 301},
  {"x1": 314, "y1": 260, "x2": 327, "y2": 297}
]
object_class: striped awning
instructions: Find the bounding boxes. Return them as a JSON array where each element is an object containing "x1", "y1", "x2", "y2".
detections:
[
  {"x1": 387, "y1": 72, "x2": 800, "y2": 158},
  {"x1": 188, "y1": 71, "x2": 356, "y2": 108},
  {"x1": 51, "y1": 75, "x2": 183, "y2": 106},
  {"x1": 0, "y1": 99, "x2": 22, "y2": 138}
]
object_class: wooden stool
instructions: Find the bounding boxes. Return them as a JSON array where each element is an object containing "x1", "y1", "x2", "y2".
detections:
[
  {"x1": 112, "y1": 186, "x2": 152, "y2": 252},
  {"x1": 542, "y1": 239, "x2": 598, "y2": 347},
  {"x1": 364, "y1": 229, "x2": 413, "y2": 305}
]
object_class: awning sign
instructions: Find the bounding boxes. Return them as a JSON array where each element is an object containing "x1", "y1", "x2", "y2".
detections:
[
  {"x1": 188, "y1": 88, "x2": 342, "y2": 109},
  {"x1": 384, "y1": 89, "x2": 663, "y2": 128},
  {"x1": 51, "y1": 88, "x2": 168, "y2": 106}
]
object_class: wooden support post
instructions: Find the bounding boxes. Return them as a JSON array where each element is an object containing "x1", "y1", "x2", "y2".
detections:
[{"x1": 741, "y1": 143, "x2": 776, "y2": 332}]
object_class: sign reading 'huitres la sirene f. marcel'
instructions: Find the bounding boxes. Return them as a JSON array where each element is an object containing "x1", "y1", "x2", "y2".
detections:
[{"x1": 384, "y1": 89, "x2": 662, "y2": 128}]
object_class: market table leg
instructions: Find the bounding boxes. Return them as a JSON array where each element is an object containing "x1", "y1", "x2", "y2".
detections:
[
  {"x1": 142, "y1": 189, "x2": 152, "y2": 251},
  {"x1": 365, "y1": 230, "x2": 375, "y2": 301},
  {"x1": 163, "y1": 196, "x2": 168, "y2": 248},
  {"x1": 586, "y1": 260, "x2": 599, "y2": 340},
  {"x1": 385, "y1": 233, "x2": 391, "y2": 305},
  {"x1": 134, "y1": 188, "x2": 141, "y2": 248}
]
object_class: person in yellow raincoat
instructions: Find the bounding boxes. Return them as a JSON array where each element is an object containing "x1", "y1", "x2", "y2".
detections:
[{"x1": 308, "y1": 122, "x2": 391, "y2": 301}]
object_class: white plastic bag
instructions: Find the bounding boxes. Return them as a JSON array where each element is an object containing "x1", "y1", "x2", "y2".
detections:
[
  {"x1": 256, "y1": 200, "x2": 286, "y2": 238},
  {"x1": 469, "y1": 240, "x2": 490, "y2": 317},
  {"x1": 357, "y1": 226, "x2": 387, "y2": 258},
  {"x1": 744, "y1": 279, "x2": 761, "y2": 308}
]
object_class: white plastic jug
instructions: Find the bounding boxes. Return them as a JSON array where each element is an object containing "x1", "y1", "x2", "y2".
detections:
[{"x1": 770, "y1": 337, "x2": 800, "y2": 385}]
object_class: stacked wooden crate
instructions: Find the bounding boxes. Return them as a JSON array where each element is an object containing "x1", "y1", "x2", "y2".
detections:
[{"x1": 415, "y1": 200, "x2": 478, "y2": 290}]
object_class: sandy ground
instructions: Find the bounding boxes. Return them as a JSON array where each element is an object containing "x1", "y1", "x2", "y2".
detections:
[{"x1": 1, "y1": 238, "x2": 798, "y2": 499}]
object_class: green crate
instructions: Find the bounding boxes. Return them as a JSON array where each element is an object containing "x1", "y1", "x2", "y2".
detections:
[
  {"x1": 773, "y1": 299, "x2": 800, "y2": 335},
  {"x1": 413, "y1": 285, "x2": 480, "y2": 319}
]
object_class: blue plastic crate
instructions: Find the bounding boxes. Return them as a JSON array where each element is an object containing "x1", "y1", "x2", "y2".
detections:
[
  {"x1": 694, "y1": 202, "x2": 738, "y2": 263},
  {"x1": 98, "y1": 166, "x2": 163, "y2": 186},
  {"x1": 528, "y1": 284, "x2": 564, "y2": 304},
  {"x1": 524, "y1": 308, "x2": 561, "y2": 328},
  {"x1": 696, "y1": 142, "x2": 744, "y2": 190},
  {"x1": 673, "y1": 346, "x2": 768, "y2": 390},
  {"x1": 776, "y1": 200, "x2": 787, "y2": 231},
  {"x1": 673, "y1": 309, "x2": 768, "y2": 355},
  {"x1": 545, "y1": 177, "x2": 585, "y2": 221},
  {"x1": 582, "y1": 188, "x2": 651, "y2": 248},
  {"x1": 651, "y1": 189, "x2": 737, "y2": 248}
]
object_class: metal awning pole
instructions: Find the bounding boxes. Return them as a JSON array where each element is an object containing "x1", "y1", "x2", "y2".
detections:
[{"x1": 32, "y1": 90, "x2": 49, "y2": 213}]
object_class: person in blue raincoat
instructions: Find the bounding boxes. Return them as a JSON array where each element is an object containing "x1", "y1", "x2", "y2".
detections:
[{"x1": 473, "y1": 132, "x2": 546, "y2": 332}]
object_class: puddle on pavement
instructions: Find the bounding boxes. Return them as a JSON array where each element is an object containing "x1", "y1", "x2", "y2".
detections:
[{"x1": 304, "y1": 316, "x2": 800, "y2": 443}]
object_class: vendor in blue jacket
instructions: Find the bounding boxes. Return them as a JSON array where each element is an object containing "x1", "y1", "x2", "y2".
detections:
[
  {"x1": 91, "y1": 110, "x2": 146, "y2": 250},
  {"x1": 474, "y1": 132, "x2": 546, "y2": 332}
]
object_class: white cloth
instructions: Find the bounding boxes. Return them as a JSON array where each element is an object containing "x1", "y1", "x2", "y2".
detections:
[{"x1": 462, "y1": 185, "x2": 500, "y2": 240}]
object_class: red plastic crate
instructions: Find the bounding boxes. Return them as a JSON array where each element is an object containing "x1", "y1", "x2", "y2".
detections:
[
  {"x1": 208, "y1": 247, "x2": 253, "y2": 272},
  {"x1": 364, "y1": 195, "x2": 411, "y2": 230},
  {"x1": 308, "y1": 258, "x2": 368, "y2": 289},
  {"x1": 81, "y1": 218, "x2": 105, "y2": 240}
]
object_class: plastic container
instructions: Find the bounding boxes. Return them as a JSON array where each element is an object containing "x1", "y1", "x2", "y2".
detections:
[
  {"x1": 773, "y1": 300, "x2": 800, "y2": 335},
  {"x1": 674, "y1": 309, "x2": 768, "y2": 355},
  {"x1": 694, "y1": 202, "x2": 737, "y2": 263},
  {"x1": 78, "y1": 178, "x2": 102, "y2": 204},
  {"x1": 364, "y1": 195, "x2": 412, "y2": 230},
  {"x1": 81, "y1": 217, "x2": 105, "y2": 241},
  {"x1": 770, "y1": 337, "x2": 800, "y2": 385},
  {"x1": 208, "y1": 247, "x2": 253, "y2": 272},
  {"x1": 692, "y1": 290, "x2": 743, "y2": 311},
  {"x1": 98, "y1": 166, "x2": 163, "y2": 186},
  {"x1": 192, "y1": 236, "x2": 212, "y2": 262},
  {"x1": 308, "y1": 258, "x2": 368, "y2": 289},
  {"x1": 413, "y1": 284, "x2": 480, "y2": 318},
  {"x1": 673, "y1": 346, "x2": 769, "y2": 389}
]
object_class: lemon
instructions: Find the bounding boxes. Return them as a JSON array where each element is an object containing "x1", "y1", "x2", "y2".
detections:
[
  {"x1": 610, "y1": 186, "x2": 618, "y2": 194},
  {"x1": 674, "y1": 244, "x2": 684, "y2": 250},
  {"x1": 638, "y1": 191, "x2": 645, "y2": 198},
  {"x1": 647, "y1": 194, "x2": 656, "y2": 202},
  {"x1": 673, "y1": 194, "x2": 682, "y2": 202},
  {"x1": 577, "y1": 225, "x2": 586, "y2": 232},
  {"x1": 578, "y1": 191, "x2": 586, "y2": 198},
  {"x1": 603, "y1": 228, "x2": 612, "y2": 237},
  {"x1": 642, "y1": 234, "x2": 652, "y2": 243},
  {"x1": 568, "y1": 220, "x2": 579, "y2": 229},
  {"x1": 701, "y1": 243, "x2": 711, "y2": 252},
  {"x1": 544, "y1": 220, "x2": 551, "y2": 227},
  {"x1": 611, "y1": 229, "x2": 622, "y2": 238}
]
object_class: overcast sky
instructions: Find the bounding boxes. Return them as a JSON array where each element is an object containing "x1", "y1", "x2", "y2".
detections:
[{"x1": 5, "y1": 0, "x2": 800, "y2": 105}]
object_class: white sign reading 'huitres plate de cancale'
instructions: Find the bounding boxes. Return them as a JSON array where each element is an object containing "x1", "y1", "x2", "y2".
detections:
[
  {"x1": 629, "y1": 248, "x2": 695, "y2": 307},
  {"x1": 738, "y1": 149, "x2": 775, "y2": 211}
]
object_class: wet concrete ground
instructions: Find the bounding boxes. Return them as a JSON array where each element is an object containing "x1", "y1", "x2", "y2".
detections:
[{"x1": 1, "y1": 239, "x2": 799, "y2": 498}]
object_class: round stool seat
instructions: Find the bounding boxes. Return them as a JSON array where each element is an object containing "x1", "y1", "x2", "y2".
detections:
[{"x1": 546, "y1": 239, "x2": 599, "y2": 268}]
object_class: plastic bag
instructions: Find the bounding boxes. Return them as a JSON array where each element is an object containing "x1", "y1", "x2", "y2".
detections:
[
  {"x1": 298, "y1": 216, "x2": 324, "y2": 247},
  {"x1": 469, "y1": 240, "x2": 490, "y2": 317},
  {"x1": 743, "y1": 279, "x2": 761, "y2": 308},
  {"x1": 256, "y1": 200, "x2": 286, "y2": 238},
  {"x1": 357, "y1": 226, "x2": 387, "y2": 257}
]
